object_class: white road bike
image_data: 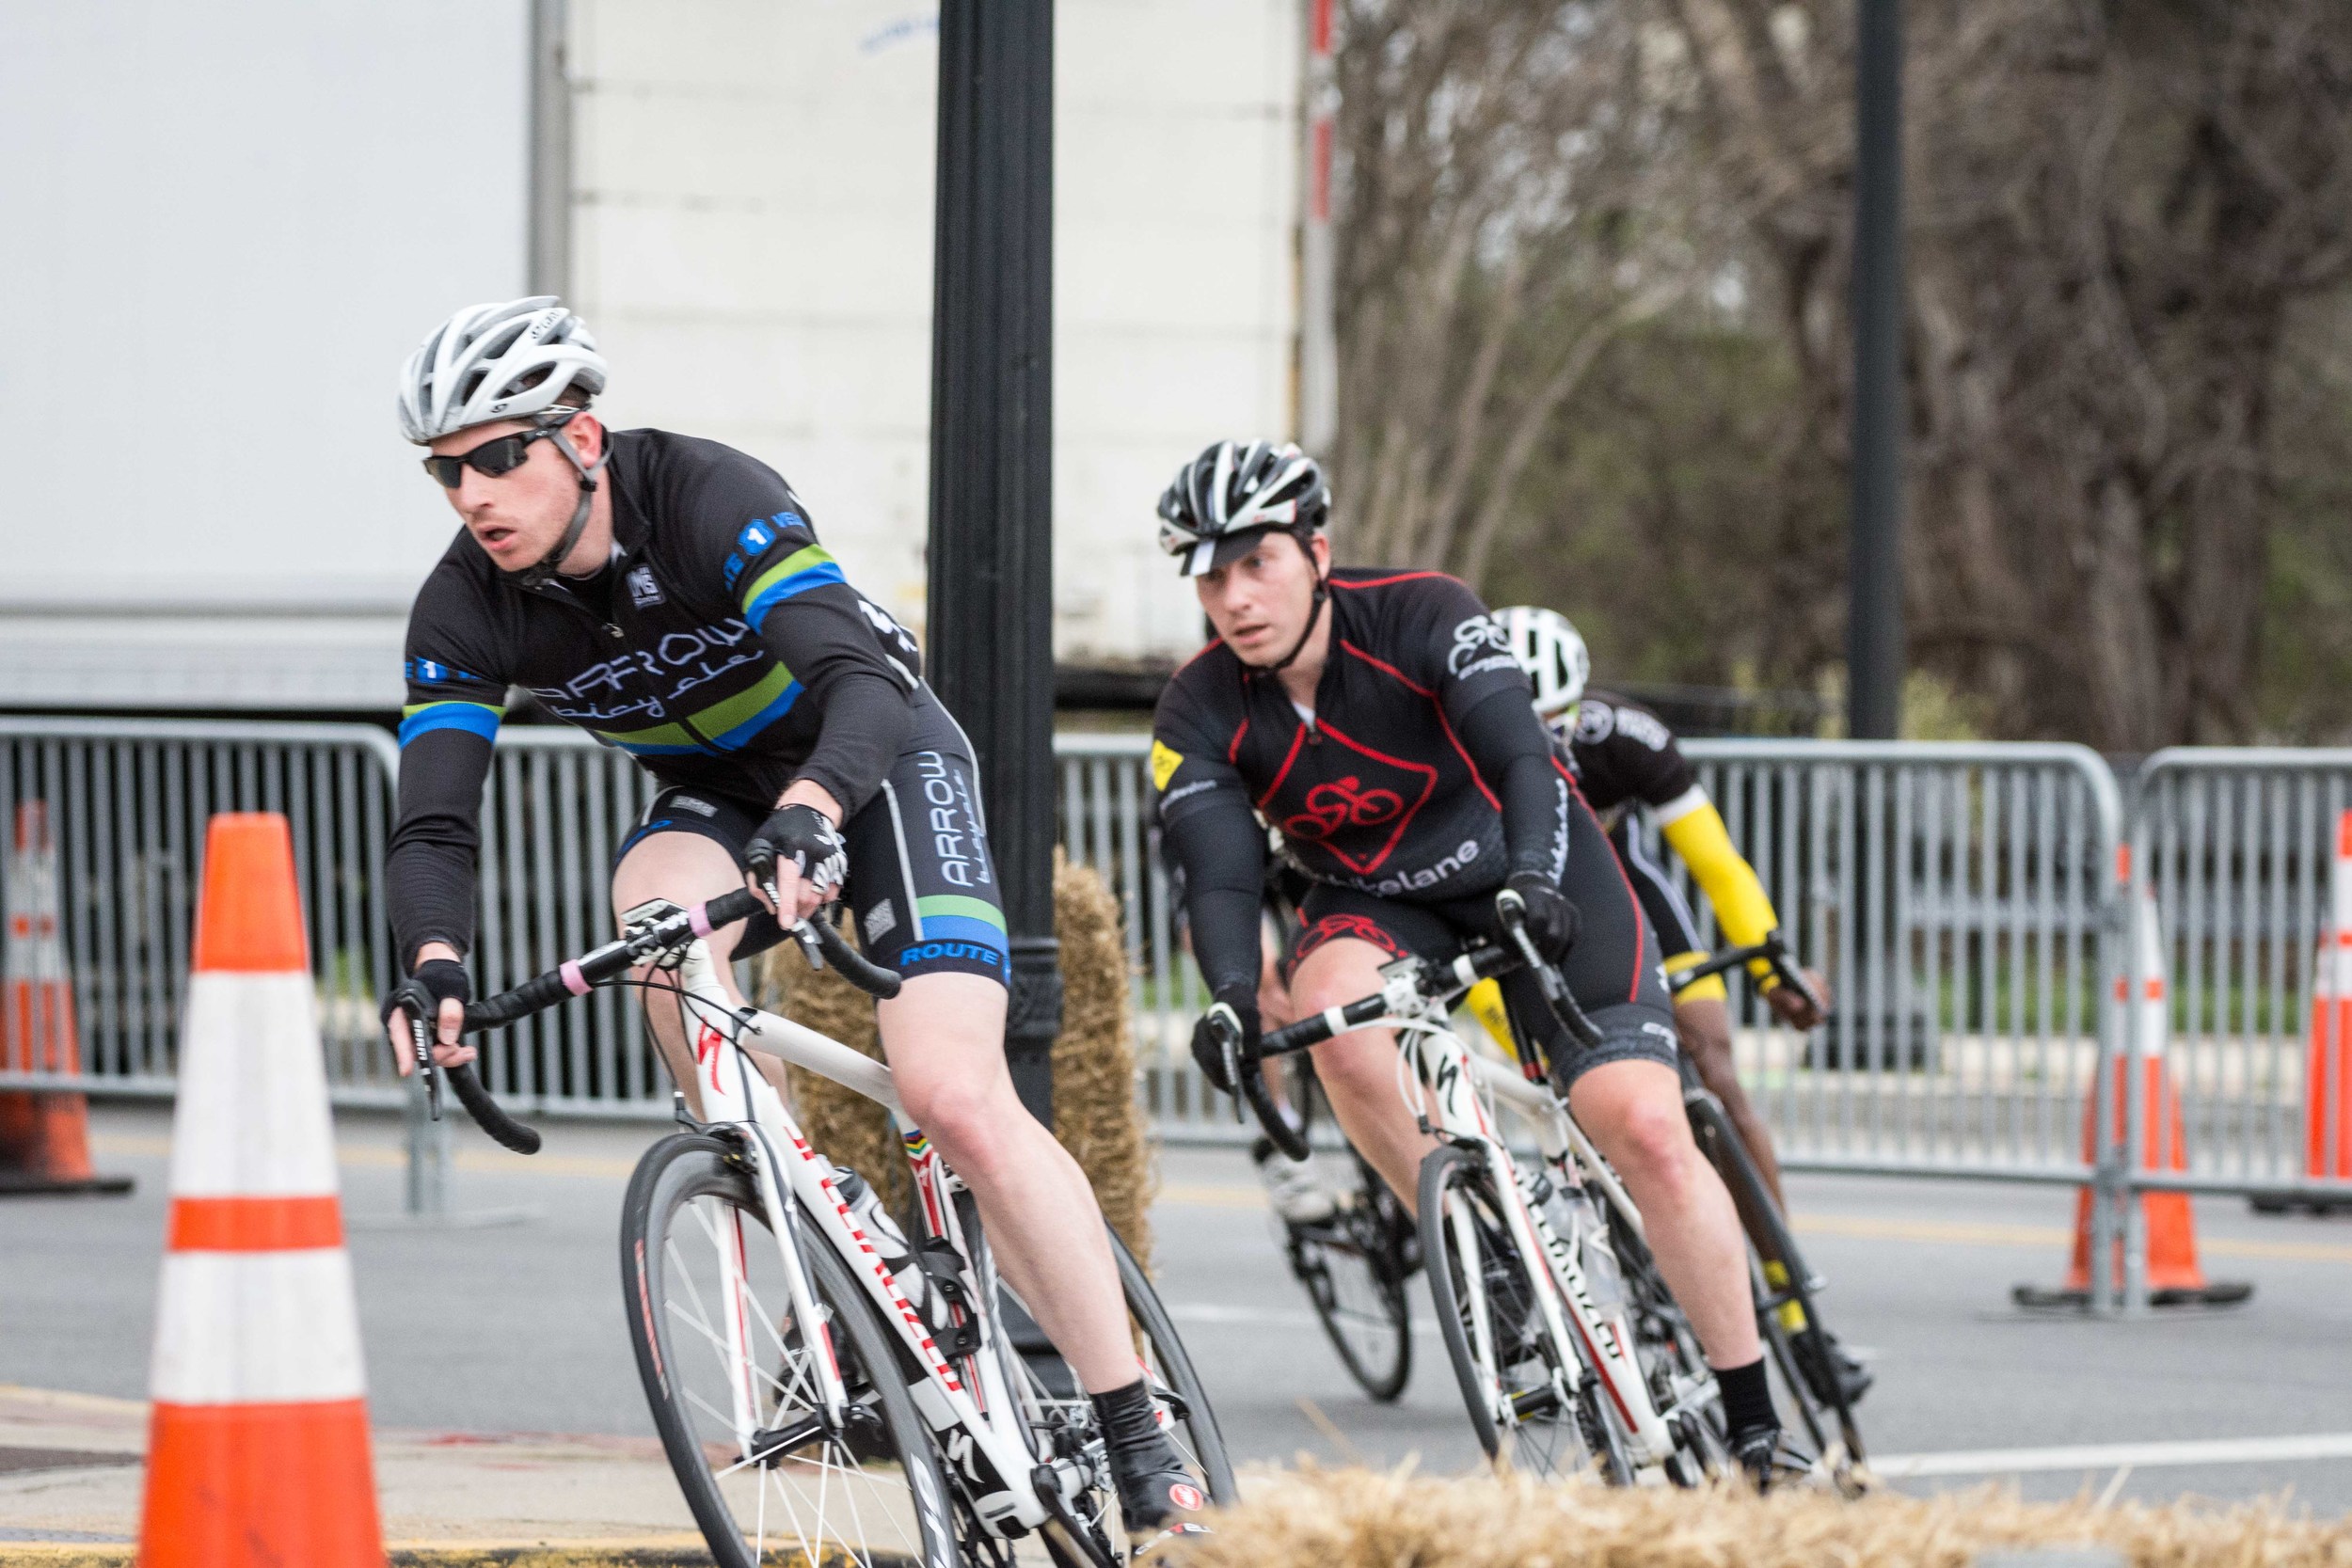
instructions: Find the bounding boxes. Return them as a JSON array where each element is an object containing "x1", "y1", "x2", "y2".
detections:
[
  {"x1": 425, "y1": 886, "x2": 1233, "y2": 1568},
  {"x1": 1216, "y1": 893, "x2": 1728, "y2": 1484}
]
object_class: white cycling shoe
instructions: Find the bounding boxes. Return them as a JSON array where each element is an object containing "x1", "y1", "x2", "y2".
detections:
[{"x1": 1251, "y1": 1141, "x2": 1338, "y2": 1226}]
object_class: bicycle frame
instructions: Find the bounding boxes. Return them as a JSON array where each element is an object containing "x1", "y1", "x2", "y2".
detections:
[
  {"x1": 658, "y1": 935, "x2": 1080, "y2": 1541},
  {"x1": 1337, "y1": 960, "x2": 1681, "y2": 1470}
]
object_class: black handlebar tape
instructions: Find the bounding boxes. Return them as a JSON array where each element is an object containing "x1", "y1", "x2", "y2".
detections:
[
  {"x1": 1244, "y1": 1053, "x2": 1310, "y2": 1162},
  {"x1": 446, "y1": 1063, "x2": 543, "y2": 1155},
  {"x1": 463, "y1": 970, "x2": 577, "y2": 1032},
  {"x1": 806, "y1": 915, "x2": 902, "y2": 1000},
  {"x1": 702, "y1": 886, "x2": 766, "y2": 929}
]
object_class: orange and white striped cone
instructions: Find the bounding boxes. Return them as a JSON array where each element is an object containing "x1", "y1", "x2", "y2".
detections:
[
  {"x1": 138, "y1": 813, "x2": 385, "y2": 1566},
  {"x1": 0, "y1": 800, "x2": 132, "y2": 1196},
  {"x1": 2297, "y1": 809, "x2": 2352, "y2": 1206},
  {"x1": 2017, "y1": 863, "x2": 2250, "y2": 1308}
]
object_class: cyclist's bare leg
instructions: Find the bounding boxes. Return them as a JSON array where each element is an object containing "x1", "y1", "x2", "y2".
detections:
[
  {"x1": 1677, "y1": 995, "x2": 1788, "y2": 1210},
  {"x1": 879, "y1": 972, "x2": 1137, "y2": 1393},
  {"x1": 612, "y1": 831, "x2": 1138, "y2": 1391},
  {"x1": 1287, "y1": 935, "x2": 1436, "y2": 1216},
  {"x1": 1567, "y1": 1057, "x2": 1760, "y2": 1368},
  {"x1": 610, "y1": 831, "x2": 778, "y2": 1121}
]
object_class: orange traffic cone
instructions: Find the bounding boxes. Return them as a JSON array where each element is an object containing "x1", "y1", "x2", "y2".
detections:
[
  {"x1": 2016, "y1": 861, "x2": 2250, "y2": 1308},
  {"x1": 0, "y1": 801, "x2": 131, "y2": 1196},
  {"x1": 138, "y1": 813, "x2": 385, "y2": 1566},
  {"x1": 2300, "y1": 810, "x2": 2352, "y2": 1199}
]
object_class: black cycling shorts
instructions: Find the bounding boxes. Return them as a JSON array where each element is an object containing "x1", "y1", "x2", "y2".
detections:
[
  {"x1": 1282, "y1": 794, "x2": 1677, "y2": 1092},
  {"x1": 614, "y1": 745, "x2": 1009, "y2": 987}
]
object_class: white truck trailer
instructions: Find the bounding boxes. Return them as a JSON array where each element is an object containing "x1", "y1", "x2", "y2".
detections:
[{"x1": 0, "y1": 0, "x2": 1301, "y2": 710}]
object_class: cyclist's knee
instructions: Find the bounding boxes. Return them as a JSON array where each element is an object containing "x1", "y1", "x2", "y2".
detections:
[{"x1": 1605, "y1": 1093, "x2": 1707, "y2": 1197}]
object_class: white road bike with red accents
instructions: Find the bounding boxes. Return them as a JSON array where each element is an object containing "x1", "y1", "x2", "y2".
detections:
[
  {"x1": 1221, "y1": 895, "x2": 1725, "y2": 1485},
  {"x1": 437, "y1": 887, "x2": 1232, "y2": 1568}
]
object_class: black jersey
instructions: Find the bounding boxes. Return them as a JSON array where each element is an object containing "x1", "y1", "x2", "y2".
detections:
[
  {"x1": 1561, "y1": 690, "x2": 1698, "y2": 824},
  {"x1": 387, "y1": 428, "x2": 934, "y2": 962},
  {"x1": 1152, "y1": 569, "x2": 1577, "y2": 1001}
]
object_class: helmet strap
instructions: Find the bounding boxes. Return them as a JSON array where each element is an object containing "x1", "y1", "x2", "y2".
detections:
[
  {"x1": 1251, "y1": 552, "x2": 1329, "y2": 677},
  {"x1": 516, "y1": 412, "x2": 610, "y2": 591}
]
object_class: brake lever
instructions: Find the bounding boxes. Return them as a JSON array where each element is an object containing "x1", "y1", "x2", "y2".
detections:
[
  {"x1": 408, "y1": 1011, "x2": 442, "y2": 1121},
  {"x1": 1219, "y1": 1024, "x2": 1246, "y2": 1123}
]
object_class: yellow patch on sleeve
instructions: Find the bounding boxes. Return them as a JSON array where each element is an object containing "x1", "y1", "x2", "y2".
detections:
[{"x1": 1151, "y1": 739, "x2": 1184, "y2": 791}]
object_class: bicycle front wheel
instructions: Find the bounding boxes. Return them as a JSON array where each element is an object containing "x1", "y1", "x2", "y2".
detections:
[
  {"x1": 1419, "y1": 1144, "x2": 1627, "y2": 1481},
  {"x1": 1287, "y1": 1153, "x2": 1414, "y2": 1402},
  {"x1": 621, "y1": 1132, "x2": 961, "y2": 1568}
]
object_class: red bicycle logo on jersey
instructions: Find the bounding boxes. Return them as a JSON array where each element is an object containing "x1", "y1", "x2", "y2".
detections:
[{"x1": 1283, "y1": 775, "x2": 1406, "y2": 841}]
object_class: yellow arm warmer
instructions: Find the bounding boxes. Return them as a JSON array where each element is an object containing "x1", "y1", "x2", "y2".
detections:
[{"x1": 1657, "y1": 793, "x2": 1784, "y2": 989}]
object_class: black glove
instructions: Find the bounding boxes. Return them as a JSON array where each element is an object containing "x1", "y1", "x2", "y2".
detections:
[
  {"x1": 745, "y1": 802, "x2": 849, "y2": 899},
  {"x1": 382, "y1": 958, "x2": 470, "y2": 1060},
  {"x1": 1502, "y1": 872, "x2": 1581, "y2": 962},
  {"x1": 1189, "y1": 984, "x2": 1260, "y2": 1096}
]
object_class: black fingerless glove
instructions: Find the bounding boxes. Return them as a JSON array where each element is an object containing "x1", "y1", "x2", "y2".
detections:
[
  {"x1": 381, "y1": 957, "x2": 471, "y2": 1053},
  {"x1": 745, "y1": 802, "x2": 849, "y2": 896},
  {"x1": 1503, "y1": 871, "x2": 1581, "y2": 962},
  {"x1": 1189, "y1": 983, "x2": 1261, "y2": 1095}
]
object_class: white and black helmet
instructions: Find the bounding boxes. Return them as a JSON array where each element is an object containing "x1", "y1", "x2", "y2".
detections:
[
  {"x1": 397, "y1": 296, "x2": 608, "y2": 445},
  {"x1": 1497, "y1": 605, "x2": 1590, "y2": 720},
  {"x1": 1157, "y1": 440, "x2": 1330, "y2": 577}
]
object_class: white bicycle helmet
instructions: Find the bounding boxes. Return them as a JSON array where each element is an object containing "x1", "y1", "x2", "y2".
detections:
[
  {"x1": 1156, "y1": 439, "x2": 1330, "y2": 578},
  {"x1": 396, "y1": 296, "x2": 608, "y2": 445},
  {"x1": 1496, "y1": 605, "x2": 1590, "y2": 721}
]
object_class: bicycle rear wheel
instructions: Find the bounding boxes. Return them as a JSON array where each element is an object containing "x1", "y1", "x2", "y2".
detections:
[
  {"x1": 621, "y1": 1132, "x2": 960, "y2": 1568},
  {"x1": 1287, "y1": 1152, "x2": 1415, "y2": 1402},
  {"x1": 1419, "y1": 1144, "x2": 1628, "y2": 1481}
]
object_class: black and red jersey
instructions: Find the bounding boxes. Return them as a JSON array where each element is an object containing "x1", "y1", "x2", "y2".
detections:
[
  {"x1": 1152, "y1": 568, "x2": 1565, "y2": 906},
  {"x1": 1561, "y1": 690, "x2": 1700, "y2": 823}
]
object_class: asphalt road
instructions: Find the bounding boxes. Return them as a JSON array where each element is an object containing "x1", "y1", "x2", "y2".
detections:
[{"x1": 6, "y1": 1105, "x2": 2351, "y2": 1514}]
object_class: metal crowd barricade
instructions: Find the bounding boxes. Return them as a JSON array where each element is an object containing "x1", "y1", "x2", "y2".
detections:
[
  {"x1": 0, "y1": 716, "x2": 404, "y2": 1105},
  {"x1": 2123, "y1": 752, "x2": 2352, "y2": 1253},
  {"x1": 1666, "y1": 740, "x2": 2124, "y2": 1191}
]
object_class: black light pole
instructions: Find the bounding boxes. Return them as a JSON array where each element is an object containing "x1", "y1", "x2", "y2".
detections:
[
  {"x1": 926, "y1": 0, "x2": 1059, "y2": 1123},
  {"x1": 1848, "y1": 0, "x2": 1907, "y2": 739}
]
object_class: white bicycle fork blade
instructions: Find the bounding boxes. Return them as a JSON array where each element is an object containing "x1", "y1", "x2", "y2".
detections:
[{"x1": 1449, "y1": 1196, "x2": 1509, "y2": 1428}]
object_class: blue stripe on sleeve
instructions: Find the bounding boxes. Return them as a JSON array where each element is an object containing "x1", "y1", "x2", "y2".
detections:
[
  {"x1": 742, "y1": 563, "x2": 848, "y2": 625},
  {"x1": 398, "y1": 702, "x2": 503, "y2": 747}
]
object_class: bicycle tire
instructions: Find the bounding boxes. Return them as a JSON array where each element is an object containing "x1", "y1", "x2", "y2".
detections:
[
  {"x1": 620, "y1": 1132, "x2": 960, "y2": 1568},
  {"x1": 1287, "y1": 1152, "x2": 1415, "y2": 1402},
  {"x1": 1418, "y1": 1143, "x2": 1629, "y2": 1481}
]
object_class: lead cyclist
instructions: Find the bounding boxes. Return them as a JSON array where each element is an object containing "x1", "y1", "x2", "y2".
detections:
[
  {"x1": 374, "y1": 297, "x2": 1206, "y2": 1547},
  {"x1": 1151, "y1": 439, "x2": 1797, "y2": 1482}
]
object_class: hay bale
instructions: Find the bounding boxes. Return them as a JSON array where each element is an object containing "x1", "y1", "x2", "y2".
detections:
[
  {"x1": 1053, "y1": 851, "x2": 1157, "y2": 1270},
  {"x1": 752, "y1": 855, "x2": 1156, "y2": 1267},
  {"x1": 1176, "y1": 1466, "x2": 2352, "y2": 1568}
]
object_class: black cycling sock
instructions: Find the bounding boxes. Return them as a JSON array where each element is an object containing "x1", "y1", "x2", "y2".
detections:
[
  {"x1": 1090, "y1": 1377, "x2": 1172, "y2": 1459},
  {"x1": 1089, "y1": 1378, "x2": 1196, "y2": 1527},
  {"x1": 1716, "y1": 1356, "x2": 1776, "y2": 1439}
]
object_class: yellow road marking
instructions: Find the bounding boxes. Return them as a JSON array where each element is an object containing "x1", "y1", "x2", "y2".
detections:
[
  {"x1": 91, "y1": 1132, "x2": 635, "y2": 1180},
  {"x1": 1793, "y1": 1211, "x2": 2352, "y2": 1263},
  {"x1": 1157, "y1": 1181, "x2": 1264, "y2": 1210}
]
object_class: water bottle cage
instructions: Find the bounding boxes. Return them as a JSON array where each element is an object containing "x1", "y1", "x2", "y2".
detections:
[{"x1": 913, "y1": 1237, "x2": 983, "y2": 1359}]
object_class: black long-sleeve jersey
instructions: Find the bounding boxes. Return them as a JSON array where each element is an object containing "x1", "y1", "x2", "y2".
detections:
[
  {"x1": 387, "y1": 428, "x2": 931, "y2": 964},
  {"x1": 1151, "y1": 568, "x2": 1571, "y2": 999}
]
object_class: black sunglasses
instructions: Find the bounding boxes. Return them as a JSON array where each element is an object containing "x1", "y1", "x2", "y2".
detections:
[{"x1": 421, "y1": 419, "x2": 576, "y2": 488}]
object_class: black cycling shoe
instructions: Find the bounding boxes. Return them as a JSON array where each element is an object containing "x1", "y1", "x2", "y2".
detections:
[
  {"x1": 1818, "y1": 1334, "x2": 1874, "y2": 1408},
  {"x1": 1109, "y1": 1450, "x2": 1210, "y2": 1556},
  {"x1": 1730, "y1": 1425, "x2": 1814, "y2": 1493}
]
